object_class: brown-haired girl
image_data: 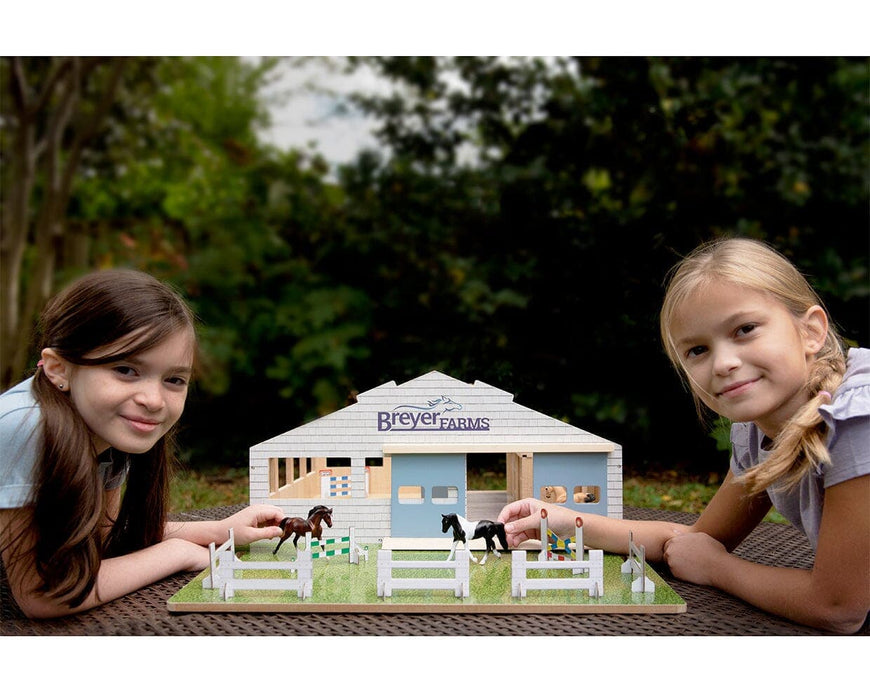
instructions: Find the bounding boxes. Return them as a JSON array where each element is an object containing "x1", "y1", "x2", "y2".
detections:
[
  {"x1": 499, "y1": 238, "x2": 869, "y2": 633},
  {"x1": 0, "y1": 269, "x2": 285, "y2": 618}
]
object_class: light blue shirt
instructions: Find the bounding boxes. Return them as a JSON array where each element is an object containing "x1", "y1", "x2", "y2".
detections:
[
  {"x1": 730, "y1": 347, "x2": 870, "y2": 549},
  {"x1": 0, "y1": 377, "x2": 128, "y2": 509}
]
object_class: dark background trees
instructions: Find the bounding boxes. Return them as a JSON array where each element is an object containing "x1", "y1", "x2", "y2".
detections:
[{"x1": 2, "y1": 56, "x2": 867, "y2": 477}]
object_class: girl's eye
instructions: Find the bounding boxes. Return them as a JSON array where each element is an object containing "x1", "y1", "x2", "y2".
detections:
[
  {"x1": 736, "y1": 323, "x2": 758, "y2": 337},
  {"x1": 686, "y1": 345, "x2": 707, "y2": 359},
  {"x1": 113, "y1": 366, "x2": 137, "y2": 377},
  {"x1": 166, "y1": 376, "x2": 189, "y2": 387}
]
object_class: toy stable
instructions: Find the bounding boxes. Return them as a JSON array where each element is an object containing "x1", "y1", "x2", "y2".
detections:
[{"x1": 249, "y1": 371, "x2": 622, "y2": 541}]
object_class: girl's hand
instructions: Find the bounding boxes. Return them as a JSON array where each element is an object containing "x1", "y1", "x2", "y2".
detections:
[
  {"x1": 662, "y1": 530, "x2": 728, "y2": 586},
  {"x1": 498, "y1": 498, "x2": 579, "y2": 548},
  {"x1": 220, "y1": 505, "x2": 286, "y2": 546},
  {"x1": 498, "y1": 498, "x2": 544, "y2": 547}
]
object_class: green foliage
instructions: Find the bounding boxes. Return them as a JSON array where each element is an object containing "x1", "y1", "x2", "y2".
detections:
[
  {"x1": 7, "y1": 57, "x2": 868, "y2": 477},
  {"x1": 710, "y1": 417, "x2": 733, "y2": 453},
  {"x1": 170, "y1": 467, "x2": 250, "y2": 512},
  {"x1": 623, "y1": 473, "x2": 787, "y2": 524},
  {"x1": 339, "y1": 56, "x2": 869, "y2": 475}
]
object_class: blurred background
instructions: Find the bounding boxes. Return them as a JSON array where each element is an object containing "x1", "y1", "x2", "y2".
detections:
[{"x1": 2, "y1": 56, "x2": 868, "y2": 484}]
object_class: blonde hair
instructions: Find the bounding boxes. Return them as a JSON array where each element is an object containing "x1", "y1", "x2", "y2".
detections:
[{"x1": 660, "y1": 237, "x2": 846, "y2": 494}]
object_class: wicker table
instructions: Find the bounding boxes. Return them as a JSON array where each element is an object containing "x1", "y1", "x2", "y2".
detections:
[{"x1": 2, "y1": 505, "x2": 864, "y2": 635}]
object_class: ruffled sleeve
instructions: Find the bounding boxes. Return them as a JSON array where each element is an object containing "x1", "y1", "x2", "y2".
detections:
[
  {"x1": 818, "y1": 347, "x2": 870, "y2": 488},
  {"x1": 819, "y1": 348, "x2": 870, "y2": 426}
]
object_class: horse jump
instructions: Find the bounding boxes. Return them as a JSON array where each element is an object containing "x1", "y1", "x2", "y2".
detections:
[
  {"x1": 304, "y1": 527, "x2": 369, "y2": 564},
  {"x1": 540, "y1": 509, "x2": 584, "y2": 562},
  {"x1": 511, "y1": 509, "x2": 603, "y2": 599},
  {"x1": 377, "y1": 548, "x2": 471, "y2": 598},
  {"x1": 203, "y1": 528, "x2": 313, "y2": 600},
  {"x1": 620, "y1": 531, "x2": 655, "y2": 593}
]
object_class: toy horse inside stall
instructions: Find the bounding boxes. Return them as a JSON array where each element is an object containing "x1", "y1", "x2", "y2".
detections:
[
  {"x1": 441, "y1": 513, "x2": 509, "y2": 565},
  {"x1": 273, "y1": 505, "x2": 333, "y2": 555}
]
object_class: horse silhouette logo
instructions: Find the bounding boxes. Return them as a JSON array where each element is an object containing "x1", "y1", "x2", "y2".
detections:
[{"x1": 393, "y1": 396, "x2": 463, "y2": 412}]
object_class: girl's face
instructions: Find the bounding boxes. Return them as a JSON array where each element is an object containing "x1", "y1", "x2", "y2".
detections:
[
  {"x1": 63, "y1": 329, "x2": 194, "y2": 455},
  {"x1": 669, "y1": 280, "x2": 826, "y2": 439}
]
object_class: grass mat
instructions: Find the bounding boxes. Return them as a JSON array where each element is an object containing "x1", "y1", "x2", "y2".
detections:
[{"x1": 168, "y1": 542, "x2": 685, "y2": 614}]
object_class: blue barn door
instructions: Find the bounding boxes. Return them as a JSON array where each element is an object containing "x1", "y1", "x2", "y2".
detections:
[{"x1": 390, "y1": 453, "x2": 467, "y2": 537}]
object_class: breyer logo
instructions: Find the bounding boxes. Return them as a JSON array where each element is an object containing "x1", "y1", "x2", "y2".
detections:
[{"x1": 377, "y1": 395, "x2": 491, "y2": 432}]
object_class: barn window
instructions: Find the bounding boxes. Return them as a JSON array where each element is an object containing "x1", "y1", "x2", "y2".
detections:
[
  {"x1": 539, "y1": 485, "x2": 568, "y2": 504},
  {"x1": 431, "y1": 485, "x2": 459, "y2": 505},
  {"x1": 574, "y1": 485, "x2": 600, "y2": 504},
  {"x1": 574, "y1": 486, "x2": 601, "y2": 503},
  {"x1": 397, "y1": 485, "x2": 425, "y2": 504}
]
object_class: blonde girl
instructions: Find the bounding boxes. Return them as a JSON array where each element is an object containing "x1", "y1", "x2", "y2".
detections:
[
  {"x1": 499, "y1": 238, "x2": 869, "y2": 633},
  {"x1": 0, "y1": 269, "x2": 284, "y2": 618}
]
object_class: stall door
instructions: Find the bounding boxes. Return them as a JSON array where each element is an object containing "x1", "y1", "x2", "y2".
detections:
[{"x1": 391, "y1": 453, "x2": 466, "y2": 537}]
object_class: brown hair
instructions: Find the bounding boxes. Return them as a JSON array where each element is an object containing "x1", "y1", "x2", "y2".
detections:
[
  {"x1": 10, "y1": 269, "x2": 196, "y2": 608},
  {"x1": 660, "y1": 238, "x2": 846, "y2": 494}
]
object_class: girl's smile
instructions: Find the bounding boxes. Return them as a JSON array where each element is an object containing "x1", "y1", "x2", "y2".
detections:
[
  {"x1": 122, "y1": 415, "x2": 162, "y2": 434},
  {"x1": 717, "y1": 377, "x2": 760, "y2": 399},
  {"x1": 670, "y1": 280, "x2": 827, "y2": 438}
]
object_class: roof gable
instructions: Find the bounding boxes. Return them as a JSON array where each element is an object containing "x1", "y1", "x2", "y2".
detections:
[{"x1": 251, "y1": 371, "x2": 616, "y2": 455}]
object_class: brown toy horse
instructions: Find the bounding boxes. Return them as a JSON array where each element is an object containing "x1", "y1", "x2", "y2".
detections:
[{"x1": 273, "y1": 505, "x2": 333, "y2": 555}]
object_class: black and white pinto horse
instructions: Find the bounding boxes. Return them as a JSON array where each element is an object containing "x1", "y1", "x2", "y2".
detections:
[{"x1": 441, "y1": 513, "x2": 509, "y2": 565}]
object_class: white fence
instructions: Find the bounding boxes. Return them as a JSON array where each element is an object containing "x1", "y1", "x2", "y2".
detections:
[
  {"x1": 377, "y1": 549, "x2": 471, "y2": 598},
  {"x1": 202, "y1": 528, "x2": 313, "y2": 600},
  {"x1": 512, "y1": 509, "x2": 603, "y2": 598},
  {"x1": 511, "y1": 548, "x2": 604, "y2": 598}
]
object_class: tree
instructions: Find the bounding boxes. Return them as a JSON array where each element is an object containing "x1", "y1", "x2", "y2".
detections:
[
  {"x1": 1, "y1": 57, "x2": 126, "y2": 387},
  {"x1": 1, "y1": 56, "x2": 378, "y2": 463},
  {"x1": 0, "y1": 57, "x2": 282, "y2": 393}
]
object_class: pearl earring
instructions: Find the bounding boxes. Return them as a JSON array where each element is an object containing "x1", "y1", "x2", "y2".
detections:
[{"x1": 58, "y1": 384, "x2": 65, "y2": 390}]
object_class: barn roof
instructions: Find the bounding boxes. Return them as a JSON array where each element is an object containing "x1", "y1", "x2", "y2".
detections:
[{"x1": 250, "y1": 370, "x2": 616, "y2": 457}]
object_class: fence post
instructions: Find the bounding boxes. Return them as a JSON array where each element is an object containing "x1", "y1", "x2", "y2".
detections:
[
  {"x1": 511, "y1": 550, "x2": 526, "y2": 597},
  {"x1": 377, "y1": 549, "x2": 390, "y2": 597},
  {"x1": 207, "y1": 542, "x2": 216, "y2": 588},
  {"x1": 457, "y1": 547, "x2": 470, "y2": 597}
]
